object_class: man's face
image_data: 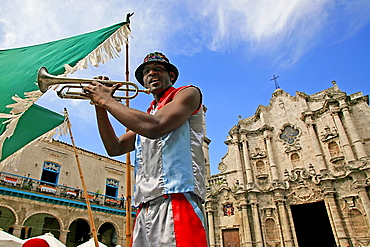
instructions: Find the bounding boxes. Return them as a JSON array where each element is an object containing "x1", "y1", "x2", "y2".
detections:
[{"x1": 142, "y1": 62, "x2": 175, "y2": 95}]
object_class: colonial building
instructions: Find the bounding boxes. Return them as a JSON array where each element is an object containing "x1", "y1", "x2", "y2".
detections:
[
  {"x1": 0, "y1": 139, "x2": 134, "y2": 247},
  {"x1": 206, "y1": 83, "x2": 370, "y2": 247}
]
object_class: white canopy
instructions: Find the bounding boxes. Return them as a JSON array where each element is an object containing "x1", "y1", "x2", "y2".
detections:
[{"x1": 0, "y1": 229, "x2": 25, "y2": 247}]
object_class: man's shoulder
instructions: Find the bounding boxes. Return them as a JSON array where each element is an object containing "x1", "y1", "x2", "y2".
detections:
[
  {"x1": 173, "y1": 86, "x2": 202, "y2": 114},
  {"x1": 173, "y1": 85, "x2": 202, "y2": 97}
]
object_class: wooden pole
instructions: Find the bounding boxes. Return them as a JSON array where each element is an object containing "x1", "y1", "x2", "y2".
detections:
[
  {"x1": 64, "y1": 108, "x2": 100, "y2": 247},
  {"x1": 124, "y1": 39, "x2": 132, "y2": 247}
]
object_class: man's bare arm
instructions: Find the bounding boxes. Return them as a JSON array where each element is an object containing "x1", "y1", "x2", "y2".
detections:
[
  {"x1": 95, "y1": 106, "x2": 136, "y2": 156},
  {"x1": 97, "y1": 86, "x2": 201, "y2": 139}
]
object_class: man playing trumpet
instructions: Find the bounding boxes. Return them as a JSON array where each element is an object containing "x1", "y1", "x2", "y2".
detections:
[{"x1": 84, "y1": 52, "x2": 208, "y2": 247}]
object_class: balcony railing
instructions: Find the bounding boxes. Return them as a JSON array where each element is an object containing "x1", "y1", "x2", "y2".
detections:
[{"x1": 0, "y1": 172, "x2": 126, "y2": 210}]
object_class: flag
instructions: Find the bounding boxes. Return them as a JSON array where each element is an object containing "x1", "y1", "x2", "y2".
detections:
[{"x1": 0, "y1": 20, "x2": 131, "y2": 162}]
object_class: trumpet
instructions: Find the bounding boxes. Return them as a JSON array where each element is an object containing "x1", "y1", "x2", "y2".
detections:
[{"x1": 37, "y1": 67, "x2": 150, "y2": 100}]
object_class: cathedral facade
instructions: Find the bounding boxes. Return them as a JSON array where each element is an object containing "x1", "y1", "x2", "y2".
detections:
[{"x1": 206, "y1": 83, "x2": 370, "y2": 247}]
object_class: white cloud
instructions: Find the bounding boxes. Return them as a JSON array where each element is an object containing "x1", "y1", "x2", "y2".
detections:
[
  {"x1": 2, "y1": 0, "x2": 369, "y2": 68},
  {"x1": 151, "y1": 0, "x2": 369, "y2": 68},
  {"x1": 186, "y1": 0, "x2": 334, "y2": 67}
]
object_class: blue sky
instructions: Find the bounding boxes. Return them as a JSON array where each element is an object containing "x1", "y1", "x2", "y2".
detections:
[{"x1": 1, "y1": 0, "x2": 369, "y2": 175}]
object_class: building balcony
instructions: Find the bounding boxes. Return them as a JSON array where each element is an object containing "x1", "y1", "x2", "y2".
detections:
[{"x1": 0, "y1": 171, "x2": 131, "y2": 213}]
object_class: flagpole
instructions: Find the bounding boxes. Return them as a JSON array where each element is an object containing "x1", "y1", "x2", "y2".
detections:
[
  {"x1": 124, "y1": 12, "x2": 134, "y2": 247},
  {"x1": 124, "y1": 38, "x2": 133, "y2": 247},
  {"x1": 64, "y1": 108, "x2": 100, "y2": 247}
]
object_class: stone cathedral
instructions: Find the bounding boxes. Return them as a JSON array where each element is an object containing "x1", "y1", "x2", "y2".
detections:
[{"x1": 205, "y1": 83, "x2": 370, "y2": 247}]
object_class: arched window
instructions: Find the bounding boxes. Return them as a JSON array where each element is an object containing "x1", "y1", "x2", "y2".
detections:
[
  {"x1": 256, "y1": 160, "x2": 266, "y2": 174},
  {"x1": 265, "y1": 218, "x2": 280, "y2": 245},
  {"x1": 328, "y1": 141, "x2": 340, "y2": 157},
  {"x1": 291, "y1": 153, "x2": 301, "y2": 168}
]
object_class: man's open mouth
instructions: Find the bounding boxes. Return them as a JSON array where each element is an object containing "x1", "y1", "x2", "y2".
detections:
[{"x1": 150, "y1": 78, "x2": 160, "y2": 85}]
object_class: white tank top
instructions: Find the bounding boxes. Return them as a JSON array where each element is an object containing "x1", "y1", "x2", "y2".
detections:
[{"x1": 133, "y1": 86, "x2": 206, "y2": 207}]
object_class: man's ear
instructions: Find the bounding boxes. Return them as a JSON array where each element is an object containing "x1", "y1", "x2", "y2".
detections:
[{"x1": 169, "y1": 71, "x2": 176, "y2": 82}]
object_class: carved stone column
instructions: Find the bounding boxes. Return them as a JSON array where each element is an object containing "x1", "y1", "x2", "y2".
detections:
[
  {"x1": 241, "y1": 135, "x2": 254, "y2": 187},
  {"x1": 59, "y1": 230, "x2": 70, "y2": 244},
  {"x1": 357, "y1": 187, "x2": 370, "y2": 226},
  {"x1": 330, "y1": 107, "x2": 356, "y2": 162},
  {"x1": 286, "y1": 204, "x2": 299, "y2": 246},
  {"x1": 354, "y1": 177, "x2": 370, "y2": 226},
  {"x1": 206, "y1": 201, "x2": 216, "y2": 247},
  {"x1": 275, "y1": 194, "x2": 294, "y2": 247},
  {"x1": 339, "y1": 101, "x2": 368, "y2": 159},
  {"x1": 239, "y1": 199, "x2": 253, "y2": 247},
  {"x1": 304, "y1": 113, "x2": 327, "y2": 171},
  {"x1": 264, "y1": 132, "x2": 279, "y2": 181},
  {"x1": 250, "y1": 193, "x2": 263, "y2": 247},
  {"x1": 323, "y1": 188, "x2": 350, "y2": 247},
  {"x1": 231, "y1": 133, "x2": 244, "y2": 184}
]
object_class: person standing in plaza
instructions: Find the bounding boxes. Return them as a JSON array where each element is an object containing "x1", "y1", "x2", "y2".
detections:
[{"x1": 84, "y1": 52, "x2": 208, "y2": 247}]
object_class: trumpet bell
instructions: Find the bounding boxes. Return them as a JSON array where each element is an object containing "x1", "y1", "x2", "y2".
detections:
[{"x1": 37, "y1": 67, "x2": 55, "y2": 93}]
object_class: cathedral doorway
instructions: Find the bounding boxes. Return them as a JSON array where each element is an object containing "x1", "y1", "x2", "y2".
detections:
[
  {"x1": 222, "y1": 228, "x2": 240, "y2": 247},
  {"x1": 290, "y1": 201, "x2": 336, "y2": 247}
]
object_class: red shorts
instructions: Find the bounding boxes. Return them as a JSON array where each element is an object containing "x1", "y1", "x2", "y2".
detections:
[{"x1": 131, "y1": 193, "x2": 208, "y2": 247}]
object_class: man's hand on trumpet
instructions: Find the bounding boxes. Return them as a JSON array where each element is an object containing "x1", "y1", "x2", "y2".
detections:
[{"x1": 83, "y1": 76, "x2": 121, "y2": 107}]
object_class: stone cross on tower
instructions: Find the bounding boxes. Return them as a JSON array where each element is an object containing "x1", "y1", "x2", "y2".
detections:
[{"x1": 271, "y1": 75, "x2": 280, "y2": 89}]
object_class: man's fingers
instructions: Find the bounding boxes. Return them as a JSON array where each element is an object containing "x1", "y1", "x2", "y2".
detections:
[
  {"x1": 93, "y1": 75, "x2": 110, "y2": 80},
  {"x1": 113, "y1": 83, "x2": 122, "y2": 90}
]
